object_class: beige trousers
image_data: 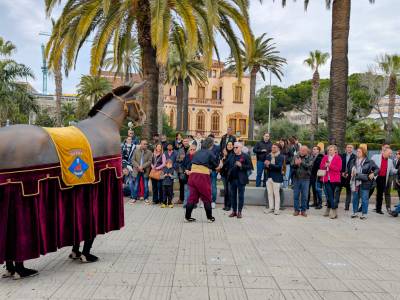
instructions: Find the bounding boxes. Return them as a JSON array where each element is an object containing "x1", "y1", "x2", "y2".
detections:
[{"x1": 267, "y1": 178, "x2": 281, "y2": 211}]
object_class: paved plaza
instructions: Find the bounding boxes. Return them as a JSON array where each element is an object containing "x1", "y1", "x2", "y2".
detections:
[{"x1": 2, "y1": 200, "x2": 400, "y2": 300}]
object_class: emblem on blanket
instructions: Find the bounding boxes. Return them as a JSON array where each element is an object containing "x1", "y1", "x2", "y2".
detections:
[{"x1": 68, "y1": 156, "x2": 89, "y2": 178}]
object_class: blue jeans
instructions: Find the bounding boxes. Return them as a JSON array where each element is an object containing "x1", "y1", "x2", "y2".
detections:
[
  {"x1": 282, "y1": 164, "x2": 290, "y2": 188},
  {"x1": 293, "y1": 179, "x2": 310, "y2": 212},
  {"x1": 352, "y1": 189, "x2": 369, "y2": 214},
  {"x1": 256, "y1": 160, "x2": 266, "y2": 187},
  {"x1": 324, "y1": 182, "x2": 339, "y2": 209},
  {"x1": 211, "y1": 171, "x2": 217, "y2": 203},
  {"x1": 132, "y1": 173, "x2": 149, "y2": 200},
  {"x1": 183, "y1": 184, "x2": 190, "y2": 208},
  {"x1": 315, "y1": 180, "x2": 323, "y2": 207},
  {"x1": 231, "y1": 179, "x2": 245, "y2": 212},
  {"x1": 151, "y1": 178, "x2": 163, "y2": 204}
]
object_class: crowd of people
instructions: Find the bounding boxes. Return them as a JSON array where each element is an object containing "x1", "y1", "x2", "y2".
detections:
[{"x1": 121, "y1": 127, "x2": 400, "y2": 221}]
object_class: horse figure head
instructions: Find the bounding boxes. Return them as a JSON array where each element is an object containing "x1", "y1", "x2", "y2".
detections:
[{"x1": 118, "y1": 82, "x2": 146, "y2": 127}]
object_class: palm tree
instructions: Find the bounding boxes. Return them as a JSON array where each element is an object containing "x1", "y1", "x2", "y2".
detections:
[
  {"x1": 76, "y1": 75, "x2": 112, "y2": 107},
  {"x1": 103, "y1": 37, "x2": 142, "y2": 83},
  {"x1": 376, "y1": 54, "x2": 400, "y2": 143},
  {"x1": 304, "y1": 50, "x2": 330, "y2": 144},
  {"x1": 167, "y1": 26, "x2": 208, "y2": 132},
  {"x1": 61, "y1": 102, "x2": 76, "y2": 126},
  {"x1": 0, "y1": 37, "x2": 16, "y2": 56},
  {"x1": 45, "y1": 0, "x2": 253, "y2": 138},
  {"x1": 275, "y1": 0, "x2": 375, "y2": 149},
  {"x1": 227, "y1": 33, "x2": 286, "y2": 140}
]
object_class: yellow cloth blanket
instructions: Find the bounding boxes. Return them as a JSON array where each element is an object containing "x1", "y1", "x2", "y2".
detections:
[{"x1": 43, "y1": 126, "x2": 95, "y2": 186}]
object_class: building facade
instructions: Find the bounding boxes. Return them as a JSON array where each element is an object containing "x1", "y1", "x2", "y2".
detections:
[
  {"x1": 163, "y1": 61, "x2": 251, "y2": 139},
  {"x1": 366, "y1": 95, "x2": 400, "y2": 122}
]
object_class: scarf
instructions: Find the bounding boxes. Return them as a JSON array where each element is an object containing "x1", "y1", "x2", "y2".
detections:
[{"x1": 270, "y1": 151, "x2": 280, "y2": 164}]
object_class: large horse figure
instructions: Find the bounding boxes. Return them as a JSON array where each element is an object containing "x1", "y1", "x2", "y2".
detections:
[{"x1": 0, "y1": 83, "x2": 146, "y2": 278}]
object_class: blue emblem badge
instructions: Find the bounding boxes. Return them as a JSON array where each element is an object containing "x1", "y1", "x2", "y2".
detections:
[{"x1": 68, "y1": 156, "x2": 89, "y2": 178}]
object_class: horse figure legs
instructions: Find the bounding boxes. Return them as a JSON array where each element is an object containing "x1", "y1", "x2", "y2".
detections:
[
  {"x1": 2, "y1": 261, "x2": 38, "y2": 279},
  {"x1": 69, "y1": 238, "x2": 98, "y2": 263}
]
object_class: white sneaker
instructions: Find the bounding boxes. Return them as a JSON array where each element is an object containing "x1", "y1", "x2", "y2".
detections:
[
  {"x1": 211, "y1": 202, "x2": 216, "y2": 209},
  {"x1": 351, "y1": 213, "x2": 358, "y2": 218},
  {"x1": 360, "y1": 214, "x2": 367, "y2": 220},
  {"x1": 264, "y1": 209, "x2": 274, "y2": 214},
  {"x1": 274, "y1": 211, "x2": 280, "y2": 215}
]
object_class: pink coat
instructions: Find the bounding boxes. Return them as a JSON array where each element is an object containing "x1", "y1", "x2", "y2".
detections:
[{"x1": 319, "y1": 154, "x2": 342, "y2": 183}]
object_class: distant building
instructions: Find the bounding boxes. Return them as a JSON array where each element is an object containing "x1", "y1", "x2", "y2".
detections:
[
  {"x1": 100, "y1": 71, "x2": 142, "y2": 89},
  {"x1": 283, "y1": 109, "x2": 325, "y2": 126},
  {"x1": 366, "y1": 95, "x2": 400, "y2": 122}
]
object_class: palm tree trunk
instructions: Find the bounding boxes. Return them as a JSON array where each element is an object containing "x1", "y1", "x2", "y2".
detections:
[
  {"x1": 54, "y1": 60, "x2": 62, "y2": 127},
  {"x1": 182, "y1": 82, "x2": 189, "y2": 133},
  {"x1": 310, "y1": 69, "x2": 320, "y2": 144},
  {"x1": 176, "y1": 78, "x2": 184, "y2": 132},
  {"x1": 158, "y1": 65, "x2": 166, "y2": 134},
  {"x1": 137, "y1": 0, "x2": 159, "y2": 138},
  {"x1": 248, "y1": 67, "x2": 257, "y2": 140},
  {"x1": 386, "y1": 74, "x2": 397, "y2": 143},
  {"x1": 328, "y1": 0, "x2": 350, "y2": 150}
]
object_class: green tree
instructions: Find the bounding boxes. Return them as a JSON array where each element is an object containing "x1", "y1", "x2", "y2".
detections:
[
  {"x1": 61, "y1": 102, "x2": 76, "y2": 126},
  {"x1": 75, "y1": 97, "x2": 91, "y2": 120},
  {"x1": 304, "y1": 50, "x2": 330, "y2": 144},
  {"x1": 376, "y1": 54, "x2": 400, "y2": 143},
  {"x1": 0, "y1": 37, "x2": 16, "y2": 56},
  {"x1": 167, "y1": 25, "x2": 208, "y2": 132},
  {"x1": 275, "y1": 0, "x2": 375, "y2": 149},
  {"x1": 35, "y1": 109, "x2": 56, "y2": 127},
  {"x1": 45, "y1": 0, "x2": 253, "y2": 138},
  {"x1": 76, "y1": 75, "x2": 112, "y2": 107}
]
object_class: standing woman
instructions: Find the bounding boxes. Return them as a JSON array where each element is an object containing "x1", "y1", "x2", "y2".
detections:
[
  {"x1": 319, "y1": 145, "x2": 342, "y2": 219},
  {"x1": 150, "y1": 144, "x2": 166, "y2": 205},
  {"x1": 219, "y1": 141, "x2": 235, "y2": 211},
  {"x1": 349, "y1": 147, "x2": 377, "y2": 219},
  {"x1": 279, "y1": 139, "x2": 290, "y2": 188},
  {"x1": 121, "y1": 136, "x2": 136, "y2": 168}
]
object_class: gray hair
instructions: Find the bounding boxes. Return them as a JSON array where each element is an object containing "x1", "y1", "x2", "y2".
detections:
[{"x1": 201, "y1": 137, "x2": 214, "y2": 150}]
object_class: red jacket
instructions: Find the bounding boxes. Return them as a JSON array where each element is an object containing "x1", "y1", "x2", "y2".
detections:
[{"x1": 319, "y1": 154, "x2": 342, "y2": 183}]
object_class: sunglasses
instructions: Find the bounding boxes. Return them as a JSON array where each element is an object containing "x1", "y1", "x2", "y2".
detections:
[{"x1": 234, "y1": 146, "x2": 239, "y2": 149}]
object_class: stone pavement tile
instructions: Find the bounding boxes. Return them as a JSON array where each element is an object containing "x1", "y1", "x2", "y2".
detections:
[
  {"x1": 375, "y1": 281, "x2": 400, "y2": 295},
  {"x1": 245, "y1": 288, "x2": 285, "y2": 300},
  {"x1": 241, "y1": 276, "x2": 278, "y2": 289},
  {"x1": 136, "y1": 273, "x2": 173, "y2": 286},
  {"x1": 269, "y1": 266, "x2": 303, "y2": 278},
  {"x1": 100, "y1": 273, "x2": 140, "y2": 286},
  {"x1": 237, "y1": 264, "x2": 272, "y2": 277},
  {"x1": 176, "y1": 255, "x2": 206, "y2": 265},
  {"x1": 173, "y1": 272, "x2": 208, "y2": 287},
  {"x1": 206, "y1": 253, "x2": 236, "y2": 266},
  {"x1": 353, "y1": 292, "x2": 394, "y2": 300},
  {"x1": 281, "y1": 289, "x2": 323, "y2": 299},
  {"x1": 91, "y1": 284, "x2": 135, "y2": 300},
  {"x1": 63, "y1": 271, "x2": 106, "y2": 285},
  {"x1": 174, "y1": 264, "x2": 207, "y2": 274},
  {"x1": 273, "y1": 276, "x2": 314, "y2": 290},
  {"x1": 170, "y1": 287, "x2": 209, "y2": 300},
  {"x1": 364, "y1": 270, "x2": 399, "y2": 281},
  {"x1": 209, "y1": 287, "x2": 247, "y2": 300},
  {"x1": 309, "y1": 278, "x2": 350, "y2": 292},
  {"x1": 109, "y1": 262, "x2": 144, "y2": 274},
  {"x1": 116, "y1": 254, "x2": 149, "y2": 264},
  {"x1": 130, "y1": 286, "x2": 171, "y2": 300},
  {"x1": 141, "y1": 263, "x2": 176, "y2": 274},
  {"x1": 148, "y1": 253, "x2": 177, "y2": 264},
  {"x1": 299, "y1": 267, "x2": 335, "y2": 279},
  {"x1": 317, "y1": 291, "x2": 360, "y2": 300},
  {"x1": 343, "y1": 279, "x2": 385, "y2": 293},
  {"x1": 329, "y1": 267, "x2": 370, "y2": 280},
  {"x1": 51, "y1": 283, "x2": 99, "y2": 299},
  {"x1": 8, "y1": 282, "x2": 62, "y2": 299},
  {"x1": 207, "y1": 275, "x2": 243, "y2": 288},
  {"x1": 207, "y1": 265, "x2": 239, "y2": 276}
]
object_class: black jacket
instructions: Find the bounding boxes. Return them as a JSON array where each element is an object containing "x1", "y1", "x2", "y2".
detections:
[
  {"x1": 191, "y1": 149, "x2": 218, "y2": 170},
  {"x1": 265, "y1": 153, "x2": 284, "y2": 183},
  {"x1": 311, "y1": 154, "x2": 324, "y2": 180},
  {"x1": 220, "y1": 134, "x2": 236, "y2": 155},
  {"x1": 253, "y1": 140, "x2": 272, "y2": 162},
  {"x1": 220, "y1": 151, "x2": 235, "y2": 178},
  {"x1": 340, "y1": 152, "x2": 356, "y2": 185},
  {"x1": 349, "y1": 157, "x2": 378, "y2": 190},
  {"x1": 225, "y1": 153, "x2": 253, "y2": 185}
]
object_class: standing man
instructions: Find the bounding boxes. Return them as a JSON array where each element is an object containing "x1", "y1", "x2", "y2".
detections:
[
  {"x1": 176, "y1": 138, "x2": 190, "y2": 204},
  {"x1": 131, "y1": 140, "x2": 152, "y2": 204},
  {"x1": 253, "y1": 132, "x2": 272, "y2": 187},
  {"x1": 291, "y1": 146, "x2": 313, "y2": 217},
  {"x1": 265, "y1": 143, "x2": 284, "y2": 215},
  {"x1": 208, "y1": 134, "x2": 221, "y2": 209},
  {"x1": 309, "y1": 146, "x2": 324, "y2": 209},
  {"x1": 371, "y1": 146, "x2": 396, "y2": 214},
  {"x1": 335, "y1": 144, "x2": 356, "y2": 211},
  {"x1": 220, "y1": 127, "x2": 236, "y2": 157},
  {"x1": 226, "y1": 142, "x2": 253, "y2": 218},
  {"x1": 128, "y1": 129, "x2": 139, "y2": 145}
]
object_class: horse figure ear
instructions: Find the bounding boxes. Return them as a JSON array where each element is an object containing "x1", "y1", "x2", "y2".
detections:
[{"x1": 123, "y1": 81, "x2": 147, "y2": 100}]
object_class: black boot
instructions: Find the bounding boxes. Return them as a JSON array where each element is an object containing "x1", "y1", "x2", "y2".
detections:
[
  {"x1": 204, "y1": 202, "x2": 215, "y2": 223},
  {"x1": 69, "y1": 243, "x2": 82, "y2": 260},
  {"x1": 185, "y1": 203, "x2": 196, "y2": 222},
  {"x1": 14, "y1": 262, "x2": 38, "y2": 279},
  {"x1": 2, "y1": 261, "x2": 15, "y2": 278},
  {"x1": 80, "y1": 239, "x2": 98, "y2": 263}
]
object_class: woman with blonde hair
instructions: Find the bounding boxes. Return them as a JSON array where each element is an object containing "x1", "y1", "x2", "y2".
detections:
[
  {"x1": 349, "y1": 146, "x2": 378, "y2": 219},
  {"x1": 319, "y1": 145, "x2": 342, "y2": 219}
]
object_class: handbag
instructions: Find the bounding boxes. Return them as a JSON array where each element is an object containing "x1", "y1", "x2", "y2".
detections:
[
  {"x1": 317, "y1": 169, "x2": 326, "y2": 177},
  {"x1": 149, "y1": 169, "x2": 162, "y2": 180}
]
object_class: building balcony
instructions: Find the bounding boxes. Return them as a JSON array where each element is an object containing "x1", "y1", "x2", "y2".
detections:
[{"x1": 164, "y1": 95, "x2": 223, "y2": 107}]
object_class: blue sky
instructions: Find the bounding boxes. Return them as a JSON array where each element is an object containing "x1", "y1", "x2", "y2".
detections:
[{"x1": 0, "y1": 0, "x2": 398, "y2": 94}]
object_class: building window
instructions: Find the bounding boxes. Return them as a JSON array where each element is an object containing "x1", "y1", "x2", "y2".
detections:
[
  {"x1": 169, "y1": 109, "x2": 175, "y2": 128},
  {"x1": 169, "y1": 88, "x2": 172, "y2": 96},
  {"x1": 212, "y1": 89, "x2": 218, "y2": 100},
  {"x1": 211, "y1": 112, "x2": 220, "y2": 132},
  {"x1": 219, "y1": 87, "x2": 223, "y2": 100},
  {"x1": 196, "y1": 111, "x2": 205, "y2": 131},
  {"x1": 198, "y1": 86, "x2": 205, "y2": 100},
  {"x1": 212, "y1": 70, "x2": 217, "y2": 78},
  {"x1": 229, "y1": 119, "x2": 237, "y2": 132},
  {"x1": 239, "y1": 119, "x2": 247, "y2": 135},
  {"x1": 234, "y1": 86, "x2": 243, "y2": 103}
]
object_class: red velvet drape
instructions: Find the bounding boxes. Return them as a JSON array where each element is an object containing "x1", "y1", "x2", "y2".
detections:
[{"x1": 0, "y1": 155, "x2": 124, "y2": 263}]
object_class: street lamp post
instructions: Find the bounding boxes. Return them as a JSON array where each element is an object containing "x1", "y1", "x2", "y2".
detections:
[{"x1": 267, "y1": 71, "x2": 273, "y2": 133}]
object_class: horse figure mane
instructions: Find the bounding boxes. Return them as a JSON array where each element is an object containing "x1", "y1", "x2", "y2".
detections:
[{"x1": 88, "y1": 85, "x2": 132, "y2": 117}]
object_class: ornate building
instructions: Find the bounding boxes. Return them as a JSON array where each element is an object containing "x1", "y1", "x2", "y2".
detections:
[{"x1": 163, "y1": 60, "x2": 250, "y2": 139}]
